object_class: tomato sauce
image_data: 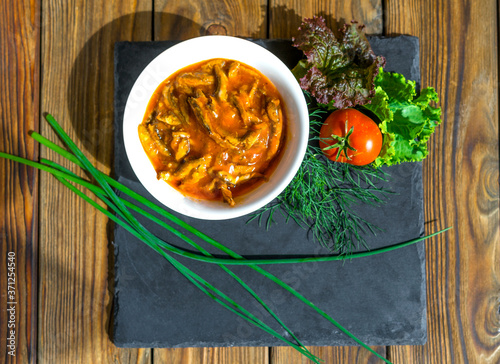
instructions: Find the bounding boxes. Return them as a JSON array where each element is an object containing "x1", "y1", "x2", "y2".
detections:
[{"x1": 138, "y1": 58, "x2": 286, "y2": 206}]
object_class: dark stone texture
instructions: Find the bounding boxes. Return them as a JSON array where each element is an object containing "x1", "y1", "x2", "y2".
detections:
[{"x1": 112, "y1": 36, "x2": 426, "y2": 348}]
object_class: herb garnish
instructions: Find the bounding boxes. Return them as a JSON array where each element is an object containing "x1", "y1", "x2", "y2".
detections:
[
  {"x1": 252, "y1": 93, "x2": 390, "y2": 254},
  {"x1": 261, "y1": 18, "x2": 442, "y2": 254}
]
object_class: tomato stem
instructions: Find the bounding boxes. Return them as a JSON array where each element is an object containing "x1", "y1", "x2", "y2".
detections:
[{"x1": 322, "y1": 125, "x2": 357, "y2": 161}]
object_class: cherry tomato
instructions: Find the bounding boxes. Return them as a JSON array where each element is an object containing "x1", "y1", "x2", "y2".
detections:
[{"x1": 319, "y1": 108, "x2": 382, "y2": 166}]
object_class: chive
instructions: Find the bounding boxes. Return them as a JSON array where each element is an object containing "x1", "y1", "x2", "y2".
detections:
[
  {"x1": 53, "y1": 173, "x2": 321, "y2": 363},
  {"x1": 0, "y1": 114, "x2": 451, "y2": 364},
  {"x1": 41, "y1": 158, "x2": 398, "y2": 362},
  {"x1": 32, "y1": 129, "x2": 439, "y2": 266},
  {"x1": 45, "y1": 160, "x2": 391, "y2": 363},
  {"x1": 42, "y1": 158, "x2": 313, "y2": 358},
  {"x1": 1, "y1": 151, "x2": 450, "y2": 266},
  {"x1": 38, "y1": 156, "x2": 447, "y2": 364}
]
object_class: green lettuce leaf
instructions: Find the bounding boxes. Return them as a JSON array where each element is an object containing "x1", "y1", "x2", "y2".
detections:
[
  {"x1": 362, "y1": 69, "x2": 442, "y2": 167},
  {"x1": 292, "y1": 16, "x2": 385, "y2": 109}
]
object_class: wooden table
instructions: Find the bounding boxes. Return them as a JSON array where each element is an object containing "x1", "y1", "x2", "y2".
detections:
[{"x1": 1, "y1": 1, "x2": 499, "y2": 363}]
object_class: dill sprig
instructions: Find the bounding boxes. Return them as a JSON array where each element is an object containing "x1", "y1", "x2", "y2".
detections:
[{"x1": 252, "y1": 92, "x2": 390, "y2": 254}]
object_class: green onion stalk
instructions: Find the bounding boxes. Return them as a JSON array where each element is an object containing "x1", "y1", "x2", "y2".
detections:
[{"x1": 0, "y1": 114, "x2": 450, "y2": 364}]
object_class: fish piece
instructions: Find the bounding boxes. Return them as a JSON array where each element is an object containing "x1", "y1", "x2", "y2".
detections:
[
  {"x1": 157, "y1": 170, "x2": 171, "y2": 182},
  {"x1": 188, "y1": 91, "x2": 241, "y2": 149},
  {"x1": 161, "y1": 84, "x2": 177, "y2": 108},
  {"x1": 222, "y1": 127, "x2": 264, "y2": 150},
  {"x1": 175, "y1": 138, "x2": 190, "y2": 161},
  {"x1": 230, "y1": 92, "x2": 262, "y2": 125},
  {"x1": 200, "y1": 59, "x2": 226, "y2": 73},
  {"x1": 223, "y1": 129, "x2": 261, "y2": 150},
  {"x1": 156, "y1": 112, "x2": 181, "y2": 126},
  {"x1": 174, "y1": 155, "x2": 212, "y2": 182},
  {"x1": 188, "y1": 90, "x2": 216, "y2": 133},
  {"x1": 227, "y1": 62, "x2": 240, "y2": 79},
  {"x1": 145, "y1": 110, "x2": 157, "y2": 123},
  {"x1": 206, "y1": 177, "x2": 218, "y2": 192},
  {"x1": 178, "y1": 94, "x2": 191, "y2": 124},
  {"x1": 216, "y1": 169, "x2": 265, "y2": 186},
  {"x1": 172, "y1": 131, "x2": 190, "y2": 138},
  {"x1": 231, "y1": 164, "x2": 256, "y2": 175},
  {"x1": 216, "y1": 170, "x2": 239, "y2": 185},
  {"x1": 267, "y1": 97, "x2": 282, "y2": 124},
  {"x1": 142, "y1": 121, "x2": 172, "y2": 158},
  {"x1": 189, "y1": 166, "x2": 209, "y2": 184},
  {"x1": 138, "y1": 121, "x2": 179, "y2": 177},
  {"x1": 175, "y1": 72, "x2": 215, "y2": 94},
  {"x1": 157, "y1": 162, "x2": 179, "y2": 180},
  {"x1": 239, "y1": 64, "x2": 261, "y2": 80},
  {"x1": 241, "y1": 129, "x2": 263, "y2": 149},
  {"x1": 247, "y1": 81, "x2": 259, "y2": 103},
  {"x1": 214, "y1": 64, "x2": 229, "y2": 102},
  {"x1": 219, "y1": 183, "x2": 235, "y2": 207},
  {"x1": 148, "y1": 120, "x2": 168, "y2": 140},
  {"x1": 238, "y1": 172, "x2": 266, "y2": 184},
  {"x1": 138, "y1": 124, "x2": 168, "y2": 168},
  {"x1": 216, "y1": 164, "x2": 258, "y2": 183},
  {"x1": 266, "y1": 98, "x2": 283, "y2": 160},
  {"x1": 161, "y1": 84, "x2": 186, "y2": 123}
]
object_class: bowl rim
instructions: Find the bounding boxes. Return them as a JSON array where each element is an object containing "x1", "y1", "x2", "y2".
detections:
[{"x1": 123, "y1": 35, "x2": 309, "y2": 220}]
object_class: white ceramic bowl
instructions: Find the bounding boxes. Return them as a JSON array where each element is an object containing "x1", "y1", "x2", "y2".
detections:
[{"x1": 123, "y1": 35, "x2": 309, "y2": 220}]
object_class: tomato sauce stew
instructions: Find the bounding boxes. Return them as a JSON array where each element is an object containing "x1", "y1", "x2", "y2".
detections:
[{"x1": 138, "y1": 58, "x2": 286, "y2": 206}]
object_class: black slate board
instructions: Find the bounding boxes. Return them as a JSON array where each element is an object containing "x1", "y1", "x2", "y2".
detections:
[{"x1": 112, "y1": 36, "x2": 427, "y2": 348}]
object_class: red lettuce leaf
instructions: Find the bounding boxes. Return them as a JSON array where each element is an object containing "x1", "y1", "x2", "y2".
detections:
[{"x1": 292, "y1": 16, "x2": 385, "y2": 109}]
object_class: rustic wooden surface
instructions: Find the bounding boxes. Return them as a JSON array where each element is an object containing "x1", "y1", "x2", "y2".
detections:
[
  {"x1": 0, "y1": 0, "x2": 40, "y2": 363},
  {"x1": 1, "y1": 0, "x2": 498, "y2": 364}
]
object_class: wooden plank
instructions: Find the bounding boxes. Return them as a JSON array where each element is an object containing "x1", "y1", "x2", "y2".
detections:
[
  {"x1": 153, "y1": 348, "x2": 269, "y2": 364},
  {"x1": 154, "y1": 0, "x2": 268, "y2": 40},
  {"x1": 0, "y1": 0, "x2": 39, "y2": 363},
  {"x1": 385, "y1": 0, "x2": 500, "y2": 363},
  {"x1": 271, "y1": 346, "x2": 386, "y2": 364},
  {"x1": 268, "y1": 1, "x2": 387, "y2": 363},
  {"x1": 39, "y1": 1, "x2": 152, "y2": 363},
  {"x1": 269, "y1": 0, "x2": 383, "y2": 38},
  {"x1": 152, "y1": 1, "x2": 269, "y2": 363}
]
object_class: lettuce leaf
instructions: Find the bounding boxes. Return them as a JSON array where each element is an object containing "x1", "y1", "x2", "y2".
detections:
[
  {"x1": 292, "y1": 16, "x2": 385, "y2": 109},
  {"x1": 362, "y1": 69, "x2": 442, "y2": 167}
]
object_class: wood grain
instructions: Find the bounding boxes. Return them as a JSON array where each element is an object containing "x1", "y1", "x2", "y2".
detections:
[
  {"x1": 154, "y1": 0, "x2": 267, "y2": 40},
  {"x1": 39, "y1": 1, "x2": 152, "y2": 363},
  {"x1": 0, "y1": 0, "x2": 39, "y2": 363},
  {"x1": 271, "y1": 346, "x2": 386, "y2": 364},
  {"x1": 153, "y1": 347, "x2": 269, "y2": 364},
  {"x1": 268, "y1": 0, "x2": 383, "y2": 38},
  {"x1": 152, "y1": 1, "x2": 269, "y2": 363},
  {"x1": 385, "y1": 0, "x2": 500, "y2": 363},
  {"x1": 4, "y1": 1, "x2": 496, "y2": 364}
]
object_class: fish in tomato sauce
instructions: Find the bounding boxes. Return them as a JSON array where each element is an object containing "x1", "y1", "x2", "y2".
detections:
[{"x1": 138, "y1": 58, "x2": 286, "y2": 206}]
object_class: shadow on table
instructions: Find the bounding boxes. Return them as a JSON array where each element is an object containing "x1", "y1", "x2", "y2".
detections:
[
  {"x1": 66, "y1": 11, "x2": 267, "y2": 169},
  {"x1": 66, "y1": 8, "x2": 359, "y2": 169}
]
